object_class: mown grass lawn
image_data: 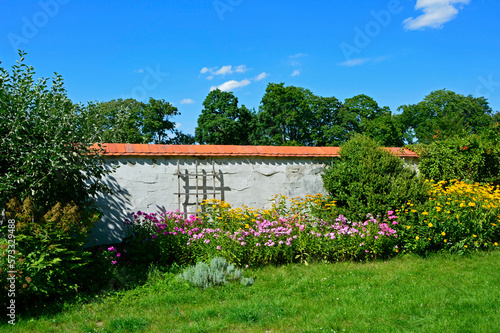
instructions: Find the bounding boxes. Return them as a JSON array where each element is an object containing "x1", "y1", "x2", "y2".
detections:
[{"x1": 3, "y1": 250, "x2": 500, "y2": 333}]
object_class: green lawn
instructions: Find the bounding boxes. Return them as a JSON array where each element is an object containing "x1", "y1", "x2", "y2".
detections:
[{"x1": 3, "y1": 251, "x2": 500, "y2": 333}]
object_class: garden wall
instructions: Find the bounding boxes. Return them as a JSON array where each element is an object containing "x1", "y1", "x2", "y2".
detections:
[{"x1": 89, "y1": 144, "x2": 419, "y2": 245}]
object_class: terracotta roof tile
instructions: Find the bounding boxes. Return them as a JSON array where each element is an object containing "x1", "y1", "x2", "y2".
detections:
[{"x1": 91, "y1": 144, "x2": 418, "y2": 158}]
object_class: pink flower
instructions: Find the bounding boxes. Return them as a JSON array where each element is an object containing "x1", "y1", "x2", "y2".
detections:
[
  {"x1": 152, "y1": 235, "x2": 157, "y2": 239},
  {"x1": 216, "y1": 246, "x2": 221, "y2": 250},
  {"x1": 204, "y1": 239, "x2": 210, "y2": 244},
  {"x1": 111, "y1": 261, "x2": 117, "y2": 265},
  {"x1": 116, "y1": 253, "x2": 121, "y2": 257},
  {"x1": 107, "y1": 246, "x2": 116, "y2": 252}
]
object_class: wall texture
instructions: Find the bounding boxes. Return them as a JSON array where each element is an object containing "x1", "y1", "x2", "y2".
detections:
[
  {"x1": 88, "y1": 144, "x2": 419, "y2": 245},
  {"x1": 90, "y1": 155, "x2": 332, "y2": 245}
]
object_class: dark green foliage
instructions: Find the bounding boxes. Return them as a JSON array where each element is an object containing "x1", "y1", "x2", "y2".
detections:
[
  {"x1": 0, "y1": 52, "x2": 111, "y2": 211},
  {"x1": 322, "y1": 134, "x2": 429, "y2": 220},
  {"x1": 414, "y1": 123, "x2": 500, "y2": 184},
  {"x1": 0, "y1": 198, "x2": 104, "y2": 309},
  {"x1": 398, "y1": 89, "x2": 494, "y2": 144},
  {"x1": 195, "y1": 89, "x2": 255, "y2": 145},
  {"x1": 84, "y1": 97, "x2": 180, "y2": 144}
]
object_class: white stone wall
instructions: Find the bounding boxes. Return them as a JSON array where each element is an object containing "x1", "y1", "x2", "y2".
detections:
[
  {"x1": 89, "y1": 155, "x2": 332, "y2": 245},
  {"x1": 89, "y1": 154, "x2": 420, "y2": 245}
]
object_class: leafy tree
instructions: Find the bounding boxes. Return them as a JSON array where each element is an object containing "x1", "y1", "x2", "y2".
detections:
[
  {"x1": 343, "y1": 94, "x2": 404, "y2": 146},
  {"x1": 398, "y1": 89, "x2": 494, "y2": 144},
  {"x1": 85, "y1": 97, "x2": 180, "y2": 144},
  {"x1": 255, "y1": 83, "x2": 315, "y2": 146},
  {"x1": 195, "y1": 89, "x2": 255, "y2": 145},
  {"x1": 0, "y1": 52, "x2": 111, "y2": 211}
]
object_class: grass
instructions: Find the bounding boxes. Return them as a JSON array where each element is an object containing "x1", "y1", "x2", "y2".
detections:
[{"x1": 3, "y1": 250, "x2": 500, "y2": 332}]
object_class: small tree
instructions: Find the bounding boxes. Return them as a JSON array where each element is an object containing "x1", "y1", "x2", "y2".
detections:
[
  {"x1": 322, "y1": 134, "x2": 429, "y2": 220},
  {"x1": 0, "y1": 51, "x2": 111, "y2": 211}
]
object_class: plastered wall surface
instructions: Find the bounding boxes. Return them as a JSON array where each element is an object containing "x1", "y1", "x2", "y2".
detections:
[{"x1": 90, "y1": 156, "x2": 332, "y2": 245}]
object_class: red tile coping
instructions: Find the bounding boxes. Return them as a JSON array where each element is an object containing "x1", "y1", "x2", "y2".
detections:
[{"x1": 90, "y1": 144, "x2": 419, "y2": 158}]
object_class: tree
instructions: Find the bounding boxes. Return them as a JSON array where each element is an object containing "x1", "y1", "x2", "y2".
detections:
[
  {"x1": 255, "y1": 83, "x2": 316, "y2": 146},
  {"x1": 195, "y1": 89, "x2": 255, "y2": 145},
  {"x1": 85, "y1": 97, "x2": 180, "y2": 144},
  {"x1": 0, "y1": 52, "x2": 111, "y2": 211},
  {"x1": 343, "y1": 94, "x2": 404, "y2": 146},
  {"x1": 398, "y1": 89, "x2": 494, "y2": 144}
]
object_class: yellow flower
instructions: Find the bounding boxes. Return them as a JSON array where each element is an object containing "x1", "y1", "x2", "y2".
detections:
[
  {"x1": 464, "y1": 245, "x2": 468, "y2": 248},
  {"x1": 468, "y1": 202, "x2": 476, "y2": 207},
  {"x1": 411, "y1": 209, "x2": 417, "y2": 213},
  {"x1": 428, "y1": 223, "x2": 433, "y2": 228},
  {"x1": 441, "y1": 232, "x2": 446, "y2": 236},
  {"x1": 406, "y1": 226, "x2": 411, "y2": 230},
  {"x1": 422, "y1": 211, "x2": 429, "y2": 216},
  {"x1": 495, "y1": 242, "x2": 498, "y2": 246},
  {"x1": 416, "y1": 236, "x2": 420, "y2": 240},
  {"x1": 444, "y1": 239, "x2": 447, "y2": 243},
  {"x1": 473, "y1": 234, "x2": 477, "y2": 238}
]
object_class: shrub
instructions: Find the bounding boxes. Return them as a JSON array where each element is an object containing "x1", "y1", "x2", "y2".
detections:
[
  {"x1": 0, "y1": 198, "x2": 103, "y2": 308},
  {"x1": 413, "y1": 124, "x2": 500, "y2": 185},
  {"x1": 322, "y1": 134, "x2": 429, "y2": 220},
  {"x1": 0, "y1": 51, "x2": 112, "y2": 212},
  {"x1": 177, "y1": 256, "x2": 253, "y2": 289}
]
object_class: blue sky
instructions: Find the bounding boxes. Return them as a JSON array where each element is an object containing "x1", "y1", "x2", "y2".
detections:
[{"x1": 1, "y1": 0, "x2": 499, "y2": 135}]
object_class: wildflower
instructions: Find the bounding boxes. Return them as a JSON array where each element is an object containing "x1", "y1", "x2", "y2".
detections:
[
  {"x1": 464, "y1": 245, "x2": 468, "y2": 248},
  {"x1": 116, "y1": 253, "x2": 121, "y2": 257},
  {"x1": 216, "y1": 246, "x2": 221, "y2": 250},
  {"x1": 422, "y1": 211, "x2": 429, "y2": 216},
  {"x1": 428, "y1": 223, "x2": 433, "y2": 228},
  {"x1": 441, "y1": 232, "x2": 446, "y2": 236},
  {"x1": 107, "y1": 246, "x2": 116, "y2": 252},
  {"x1": 152, "y1": 235, "x2": 157, "y2": 239},
  {"x1": 473, "y1": 234, "x2": 477, "y2": 238},
  {"x1": 416, "y1": 236, "x2": 420, "y2": 240},
  {"x1": 495, "y1": 242, "x2": 498, "y2": 246},
  {"x1": 468, "y1": 202, "x2": 476, "y2": 207},
  {"x1": 444, "y1": 239, "x2": 447, "y2": 243},
  {"x1": 406, "y1": 226, "x2": 411, "y2": 230},
  {"x1": 112, "y1": 261, "x2": 117, "y2": 265}
]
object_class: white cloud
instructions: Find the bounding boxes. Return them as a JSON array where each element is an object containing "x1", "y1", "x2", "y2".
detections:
[
  {"x1": 210, "y1": 79, "x2": 251, "y2": 92},
  {"x1": 234, "y1": 65, "x2": 248, "y2": 73},
  {"x1": 180, "y1": 98, "x2": 195, "y2": 104},
  {"x1": 200, "y1": 65, "x2": 249, "y2": 78},
  {"x1": 403, "y1": 0, "x2": 470, "y2": 30},
  {"x1": 291, "y1": 70, "x2": 301, "y2": 77},
  {"x1": 254, "y1": 72, "x2": 269, "y2": 82},
  {"x1": 339, "y1": 58, "x2": 369, "y2": 67},
  {"x1": 339, "y1": 56, "x2": 390, "y2": 67},
  {"x1": 289, "y1": 53, "x2": 307, "y2": 59},
  {"x1": 214, "y1": 65, "x2": 234, "y2": 75}
]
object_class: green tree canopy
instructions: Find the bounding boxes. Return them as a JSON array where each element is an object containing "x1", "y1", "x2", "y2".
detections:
[
  {"x1": 85, "y1": 97, "x2": 180, "y2": 144},
  {"x1": 255, "y1": 83, "x2": 314, "y2": 146},
  {"x1": 195, "y1": 89, "x2": 255, "y2": 145},
  {"x1": 398, "y1": 89, "x2": 494, "y2": 144},
  {"x1": 0, "y1": 52, "x2": 111, "y2": 211},
  {"x1": 343, "y1": 94, "x2": 404, "y2": 146}
]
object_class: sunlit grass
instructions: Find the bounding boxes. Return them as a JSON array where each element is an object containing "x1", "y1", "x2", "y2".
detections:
[{"x1": 3, "y1": 250, "x2": 499, "y2": 333}]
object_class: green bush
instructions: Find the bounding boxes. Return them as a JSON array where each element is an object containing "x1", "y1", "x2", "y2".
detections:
[
  {"x1": 0, "y1": 198, "x2": 105, "y2": 309},
  {"x1": 413, "y1": 124, "x2": 500, "y2": 185},
  {"x1": 322, "y1": 134, "x2": 429, "y2": 220}
]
